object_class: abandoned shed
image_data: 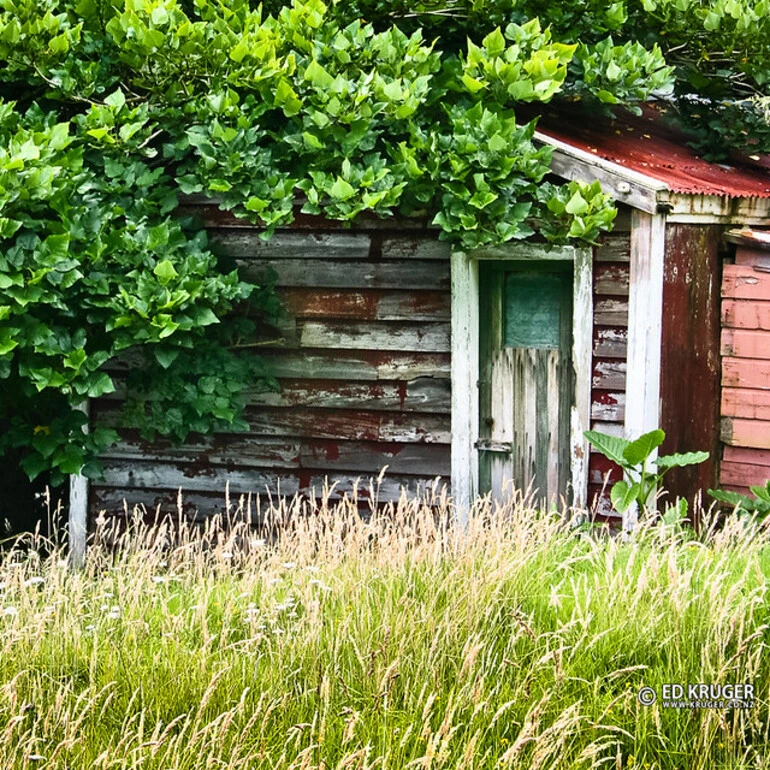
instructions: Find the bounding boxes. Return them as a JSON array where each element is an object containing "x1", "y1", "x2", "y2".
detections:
[{"x1": 70, "y1": 103, "x2": 770, "y2": 538}]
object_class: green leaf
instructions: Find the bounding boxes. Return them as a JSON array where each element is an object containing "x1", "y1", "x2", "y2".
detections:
[
  {"x1": 305, "y1": 60, "x2": 334, "y2": 89},
  {"x1": 153, "y1": 260, "x2": 178, "y2": 283},
  {"x1": 565, "y1": 191, "x2": 589, "y2": 215},
  {"x1": 623, "y1": 429, "x2": 666, "y2": 465},
  {"x1": 153, "y1": 347, "x2": 180, "y2": 369},
  {"x1": 584, "y1": 430, "x2": 630, "y2": 465},
  {"x1": 709, "y1": 488, "x2": 751, "y2": 508},
  {"x1": 610, "y1": 480, "x2": 641, "y2": 513},
  {"x1": 21, "y1": 452, "x2": 50, "y2": 481},
  {"x1": 104, "y1": 90, "x2": 126, "y2": 110},
  {"x1": 656, "y1": 451, "x2": 709, "y2": 469},
  {"x1": 329, "y1": 177, "x2": 355, "y2": 201},
  {"x1": 86, "y1": 372, "x2": 115, "y2": 398}
]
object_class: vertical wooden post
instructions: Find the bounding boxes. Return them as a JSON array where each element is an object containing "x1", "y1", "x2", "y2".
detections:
[
  {"x1": 450, "y1": 250, "x2": 479, "y2": 524},
  {"x1": 68, "y1": 400, "x2": 90, "y2": 569},
  {"x1": 571, "y1": 247, "x2": 593, "y2": 510},
  {"x1": 625, "y1": 211, "x2": 667, "y2": 528}
]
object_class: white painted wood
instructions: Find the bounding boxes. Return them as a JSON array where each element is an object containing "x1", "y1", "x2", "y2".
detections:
[
  {"x1": 450, "y1": 250, "x2": 479, "y2": 523},
  {"x1": 624, "y1": 210, "x2": 667, "y2": 529},
  {"x1": 68, "y1": 400, "x2": 90, "y2": 570},
  {"x1": 571, "y1": 247, "x2": 593, "y2": 510}
]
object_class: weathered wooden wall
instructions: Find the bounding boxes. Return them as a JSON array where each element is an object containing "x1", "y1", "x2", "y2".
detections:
[
  {"x1": 587, "y1": 208, "x2": 631, "y2": 517},
  {"x1": 659, "y1": 224, "x2": 722, "y2": 504},
  {"x1": 89, "y1": 206, "x2": 452, "y2": 520},
  {"x1": 719, "y1": 243, "x2": 770, "y2": 493}
]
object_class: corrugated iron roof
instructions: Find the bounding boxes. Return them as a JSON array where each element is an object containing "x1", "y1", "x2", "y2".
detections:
[{"x1": 533, "y1": 102, "x2": 770, "y2": 200}]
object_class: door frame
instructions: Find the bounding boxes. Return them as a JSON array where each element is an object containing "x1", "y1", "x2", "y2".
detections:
[{"x1": 451, "y1": 242, "x2": 593, "y2": 520}]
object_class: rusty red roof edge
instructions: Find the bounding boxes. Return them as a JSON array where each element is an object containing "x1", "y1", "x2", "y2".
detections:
[{"x1": 533, "y1": 102, "x2": 770, "y2": 200}]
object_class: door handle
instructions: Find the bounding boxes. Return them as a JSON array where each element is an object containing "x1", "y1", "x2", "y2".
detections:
[{"x1": 475, "y1": 439, "x2": 513, "y2": 454}]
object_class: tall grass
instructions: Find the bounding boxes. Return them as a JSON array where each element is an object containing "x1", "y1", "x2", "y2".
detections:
[{"x1": 0, "y1": 489, "x2": 768, "y2": 769}]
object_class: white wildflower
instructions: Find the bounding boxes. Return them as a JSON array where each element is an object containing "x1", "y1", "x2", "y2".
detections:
[
  {"x1": 304, "y1": 565, "x2": 320, "y2": 573},
  {"x1": 152, "y1": 576, "x2": 166, "y2": 584},
  {"x1": 24, "y1": 577, "x2": 45, "y2": 587},
  {"x1": 3, "y1": 607, "x2": 18, "y2": 617},
  {"x1": 250, "y1": 538, "x2": 266, "y2": 548},
  {"x1": 221, "y1": 551, "x2": 234, "y2": 559},
  {"x1": 280, "y1": 562, "x2": 296, "y2": 570}
]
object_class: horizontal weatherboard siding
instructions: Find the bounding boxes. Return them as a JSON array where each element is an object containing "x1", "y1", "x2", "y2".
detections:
[{"x1": 90, "y1": 215, "x2": 452, "y2": 520}]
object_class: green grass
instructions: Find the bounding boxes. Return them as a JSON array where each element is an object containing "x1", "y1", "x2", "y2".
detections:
[{"x1": 0, "y1": 493, "x2": 769, "y2": 769}]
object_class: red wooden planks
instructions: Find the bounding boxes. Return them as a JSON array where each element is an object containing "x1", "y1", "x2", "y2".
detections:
[{"x1": 722, "y1": 265, "x2": 770, "y2": 301}]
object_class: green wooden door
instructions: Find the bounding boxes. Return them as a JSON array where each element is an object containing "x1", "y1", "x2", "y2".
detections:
[{"x1": 478, "y1": 262, "x2": 573, "y2": 507}]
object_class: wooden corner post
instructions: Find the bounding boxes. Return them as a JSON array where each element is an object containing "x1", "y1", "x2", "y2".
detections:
[
  {"x1": 68, "y1": 400, "x2": 90, "y2": 569},
  {"x1": 625, "y1": 210, "x2": 667, "y2": 527},
  {"x1": 450, "y1": 250, "x2": 479, "y2": 525}
]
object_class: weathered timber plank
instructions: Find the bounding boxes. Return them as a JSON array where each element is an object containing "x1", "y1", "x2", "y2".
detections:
[
  {"x1": 722, "y1": 446, "x2": 770, "y2": 467},
  {"x1": 259, "y1": 350, "x2": 451, "y2": 381},
  {"x1": 722, "y1": 358, "x2": 770, "y2": 390},
  {"x1": 593, "y1": 328, "x2": 627, "y2": 359},
  {"x1": 721, "y1": 387, "x2": 770, "y2": 421},
  {"x1": 594, "y1": 264, "x2": 630, "y2": 296},
  {"x1": 722, "y1": 299, "x2": 770, "y2": 331},
  {"x1": 278, "y1": 288, "x2": 450, "y2": 322},
  {"x1": 594, "y1": 298, "x2": 629, "y2": 327},
  {"x1": 380, "y1": 237, "x2": 451, "y2": 260},
  {"x1": 92, "y1": 403, "x2": 452, "y2": 444},
  {"x1": 299, "y1": 441, "x2": 448, "y2": 476},
  {"x1": 722, "y1": 265, "x2": 770, "y2": 301},
  {"x1": 102, "y1": 435, "x2": 449, "y2": 476},
  {"x1": 95, "y1": 462, "x2": 446, "y2": 501},
  {"x1": 721, "y1": 417, "x2": 770, "y2": 449},
  {"x1": 592, "y1": 360, "x2": 627, "y2": 390},
  {"x1": 594, "y1": 234, "x2": 631, "y2": 263},
  {"x1": 248, "y1": 377, "x2": 451, "y2": 413},
  {"x1": 243, "y1": 407, "x2": 452, "y2": 444},
  {"x1": 90, "y1": 487, "x2": 235, "y2": 521},
  {"x1": 721, "y1": 328, "x2": 770, "y2": 359},
  {"x1": 210, "y1": 231, "x2": 371, "y2": 259},
  {"x1": 591, "y1": 392, "x2": 626, "y2": 422},
  {"x1": 719, "y1": 461, "x2": 770, "y2": 489},
  {"x1": 239, "y1": 259, "x2": 450, "y2": 290},
  {"x1": 298, "y1": 321, "x2": 450, "y2": 353}
]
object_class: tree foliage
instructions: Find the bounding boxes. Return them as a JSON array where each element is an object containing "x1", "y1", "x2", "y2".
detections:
[{"x1": 0, "y1": 0, "x2": 765, "y2": 484}]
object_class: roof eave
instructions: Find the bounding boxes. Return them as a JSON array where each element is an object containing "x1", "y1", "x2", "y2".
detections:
[{"x1": 536, "y1": 131, "x2": 770, "y2": 225}]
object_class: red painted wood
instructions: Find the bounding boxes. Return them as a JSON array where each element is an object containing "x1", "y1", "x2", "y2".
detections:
[
  {"x1": 722, "y1": 446, "x2": 770, "y2": 467},
  {"x1": 722, "y1": 299, "x2": 770, "y2": 331},
  {"x1": 722, "y1": 358, "x2": 770, "y2": 390},
  {"x1": 735, "y1": 248, "x2": 770, "y2": 268},
  {"x1": 720, "y1": 328, "x2": 770, "y2": 359},
  {"x1": 659, "y1": 224, "x2": 721, "y2": 505},
  {"x1": 721, "y1": 418, "x2": 770, "y2": 449},
  {"x1": 720, "y1": 461, "x2": 770, "y2": 488},
  {"x1": 722, "y1": 265, "x2": 770, "y2": 301},
  {"x1": 278, "y1": 288, "x2": 450, "y2": 322},
  {"x1": 721, "y1": 388, "x2": 770, "y2": 421}
]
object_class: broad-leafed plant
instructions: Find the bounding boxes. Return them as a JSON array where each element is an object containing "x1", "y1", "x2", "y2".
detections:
[{"x1": 584, "y1": 428, "x2": 708, "y2": 515}]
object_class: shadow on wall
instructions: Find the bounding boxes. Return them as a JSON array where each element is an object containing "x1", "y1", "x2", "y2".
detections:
[{"x1": 0, "y1": 449, "x2": 67, "y2": 541}]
